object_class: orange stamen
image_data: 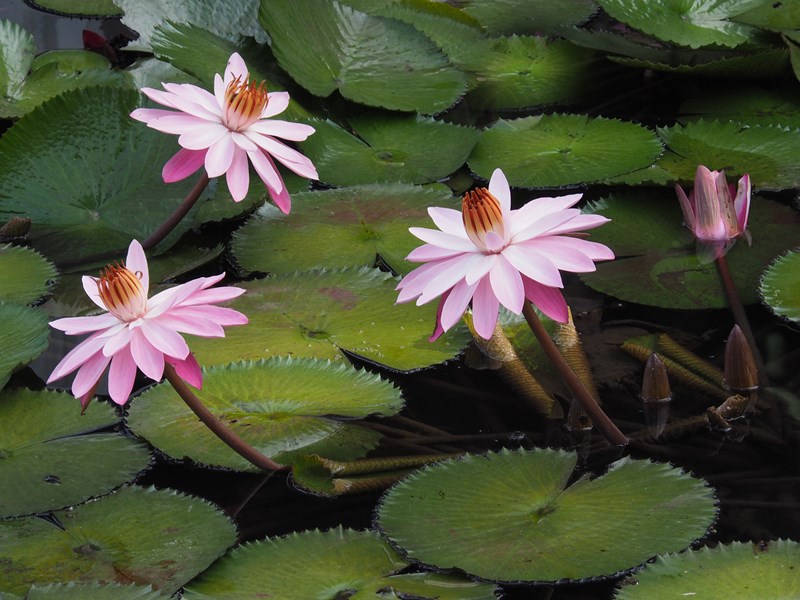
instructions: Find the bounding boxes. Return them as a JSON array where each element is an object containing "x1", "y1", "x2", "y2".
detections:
[
  {"x1": 462, "y1": 187, "x2": 504, "y2": 248},
  {"x1": 96, "y1": 263, "x2": 146, "y2": 320},
  {"x1": 224, "y1": 75, "x2": 269, "y2": 130}
]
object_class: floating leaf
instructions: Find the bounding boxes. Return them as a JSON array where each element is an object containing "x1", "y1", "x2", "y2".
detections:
[
  {"x1": 298, "y1": 115, "x2": 478, "y2": 186},
  {"x1": 0, "y1": 486, "x2": 236, "y2": 595},
  {"x1": 595, "y1": 0, "x2": 761, "y2": 49},
  {"x1": 116, "y1": 0, "x2": 266, "y2": 51},
  {"x1": 610, "y1": 47, "x2": 789, "y2": 78},
  {"x1": 460, "y1": 0, "x2": 597, "y2": 35},
  {"x1": 679, "y1": 87, "x2": 800, "y2": 127},
  {"x1": 469, "y1": 115, "x2": 662, "y2": 187},
  {"x1": 614, "y1": 540, "x2": 800, "y2": 599},
  {"x1": 0, "y1": 303, "x2": 48, "y2": 390},
  {"x1": 378, "y1": 448, "x2": 716, "y2": 583},
  {"x1": 580, "y1": 193, "x2": 800, "y2": 309},
  {"x1": 258, "y1": 0, "x2": 467, "y2": 113},
  {"x1": 127, "y1": 358, "x2": 400, "y2": 470},
  {"x1": 0, "y1": 21, "x2": 125, "y2": 119},
  {"x1": 186, "y1": 267, "x2": 470, "y2": 371},
  {"x1": 183, "y1": 527, "x2": 499, "y2": 600},
  {"x1": 23, "y1": 0, "x2": 122, "y2": 17},
  {"x1": 760, "y1": 250, "x2": 800, "y2": 323},
  {"x1": 231, "y1": 183, "x2": 457, "y2": 276},
  {"x1": 0, "y1": 387, "x2": 151, "y2": 518},
  {"x1": 0, "y1": 87, "x2": 208, "y2": 263},
  {"x1": 0, "y1": 245, "x2": 57, "y2": 305},
  {"x1": 731, "y1": 1, "x2": 800, "y2": 30},
  {"x1": 657, "y1": 119, "x2": 800, "y2": 189}
]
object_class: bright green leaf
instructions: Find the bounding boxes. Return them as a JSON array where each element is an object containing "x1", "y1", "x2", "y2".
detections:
[
  {"x1": 760, "y1": 250, "x2": 800, "y2": 322},
  {"x1": 0, "y1": 303, "x2": 48, "y2": 390},
  {"x1": 0, "y1": 245, "x2": 57, "y2": 305}
]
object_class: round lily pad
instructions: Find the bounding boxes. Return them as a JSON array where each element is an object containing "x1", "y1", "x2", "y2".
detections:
[
  {"x1": 127, "y1": 357, "x2": 401, "y2": 470},
  {"x1": 0, "y1": 303, "x2": 49, "y2": 390},
  {"x1": 679, "y1": 87, "x2": 800, "y2": 128},
  {"x1": 611, "y1": 47, "x2": 790, "y2": 79},
  {"x1": 760, "y1": 250, "x2": 800, "y2": 323},
  {"x1": 186, "y1": 267, "x2": 470, "y2": 372},
  {"x1": 614, "y1": 540, "x2": 800, "y2": 599},
  {"x1": 580, "y1": 193, "x2": 800, "y2": 309},
  {"x1": 0, "y1": 87, "x2": 208, "y2": 262},
  {"x1": 731, "y1": 1, "x2": 800, "y2": 30},
  {"x1": 468, "y1": 115, "x2": 663, "y2": 187},
  {"x1": 259, "y1": 0, "x2": 467, "y2": 114},
  {"x1": 460, "y1": 0, "x2": 597, "y2": 35},
  {"x1": 378, "y1": 448, "x2": 717, "y2": 583},
  {"x1": 231, "y1": 183, "x2": 458, "y2": 276},
  {"x1": 595, "y1": 0, "x2": 759, "y2": 49},
  {"x1": 0, "y1": 245, "x2": 57, "y2": 305},
  {"x1": 20, "y1": 583, "x2": 161, "y2": 600},
  {"x1": 657, "y1": 119, "x2": 800, "y2": 190},
  {"x1": 298, "y1": 115, "x2": 479, "y2": 186},
  {"x1": 0, "y1": 486, "x2": 236, "y2": 596},
  {"x1": 0, "y1": 387, "x2": 151, "y2": 518},
  {"x1": 183, "y1": 527, "x2": 499, "y2": 600}
]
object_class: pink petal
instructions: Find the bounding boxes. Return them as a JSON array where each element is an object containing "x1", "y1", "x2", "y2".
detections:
[
  {"x1": 440, "y1": 278, "x2": 477, "y2": 331},
  {"x1": 125, "y1": 239, "x2": 149, "y2": 292},
  {"x1": 488, "y1": 168, "x2": 511, "y2": 217},
  {"x1": 145, "y1": 113, "x2": 211, "y2": 136},
  {"x1": 49, "y1": 313, "x2": 119, "y2": 335},
  {"x1": 71, "y1": 350, "x2": 111, "y2": 399},
  {"x1": 262, "y1": 91, "x2": 290, "y2": 118},
  {"x1": 156, "y1": 309, "x2": 227, "y2": 337},
  {"x1": 130, "y1": 328, "x2": 164, "y2": 381},
  {"x1": 140, "y1": 87, "x2": 220, "y2": 122},
  {"x1": 81, "y1": 276, "x2": 105, "y2": 310},
  {"x1": 675, "y1": 183, "x2": 695, "y2": 230},
  {"x1": 263, "y1": 153, "x2": 292, "y2": 213},
  {"x1": 501, "y1": 243, "x2": 563, "y2": 288},
  {"x1": 509, "y1": 194, "x2": 583, "y2": 237},
  {"x1": 429, "y1": 295, "x2": 447, "y2": 342},
  {"x1": 471, "y1": 278, "x2": 500, "y2": 340},
  {"x1": 246, "y1": 147, "x2": 283, "y2": 193},
  {"x1": 418, "y1": 253, "x2": 480, "y2": 304},
  {"x1": 107, "y1": 346, "x2": 138, "y2": 405},
  {"x1": 545, "y1": 214, "x2": 610, "y2": 236},
  {"x1": 168, "y1": 352, "x2": 202, "y2": 389},
  {"x1": 465, "y1": 253, "x2": 496, "y2": 286},
  {"x1": 524, "y1": 237, "x2": 611, "y2": 272},
  {"x1": 489, "y1": 255, "x2": 525, "y2": 314},
  {"x1": 130, "y1": 107, "x2": 181, "y2": 123},
  {"x1": 408, "y1": 227, "x2": 476, "y2": 252},
  {"x1": 406, "y1": 243, "x2": 465, "y2": 263},
  {"x1": 48, "y1": 333, "x2": 109, "y2": 382},
  {"x1": 175, "y1": 284, "x2": 245, "y2": 307},
  {"x1": 205, "y1": 134, "x2": 236, "y2": 178},
  {"x1": 523, "y1": 279, "x2": 568, "y2": 323},
  {"x1": 247, "y1": 120, "x2": 315, "y2": 141},
  {"x1": 245, "y1": 133, "x2": 318, "y2": 179},
  {"x1": 224, "y1": 52, "x2": 249, "y2": 87},
  {"x1": 140, "y1": 319, "x2": 190, "y2": 359},
  {"x1": 213, "y1": 73, "x2": 226, "y2": 108},
  {"x1": 511, "y1": 208, "x2": 581, "y2": 242},
  {"x1": 162, "y1": 82, "x2": 220, "y2": 114},
  {"x1": 178, "y1": 123, "x2": 230, "y2": 151},
  {"x1": 226, "y1": 146, "x2": 250, "y2": 202},
  {"x1": 428, "y1": 206, "x2": 466, "y2": 236},
  {"x1": 231, "y1": 131, "x2": 259, "y2": 152},
  {"x1": 101, "y1": 325, "x2": 133, "y2": 357},
  {"x1": 162, "y1": 148, "x2": 207, "y2": 183},
  {"x1": 734, "y1": 174, "x2": 750, "y2": 232}
]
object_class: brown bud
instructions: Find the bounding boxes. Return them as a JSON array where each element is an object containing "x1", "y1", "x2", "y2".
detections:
[
  {"x1": 0, "y1": 216, "x2": 31, "y2": 241},
  {"x1": 724, "y1": 325, "x2": 758, "y2": 393},
  {"x1": 641, "y1": 353, "x2": 671, "y2": 439}
]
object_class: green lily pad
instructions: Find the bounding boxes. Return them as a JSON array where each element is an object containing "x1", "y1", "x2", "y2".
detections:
[
  {"x1": 231, "y1": 183, "x2": 457, "y2": 276},
  {"x1": 595, "y1": 0, "x2": 762, "y2": 49},
  {"x1": 183, "y1": 527, "x2": 499, "y2": 600},
  {"x1": 186, "y1": 267, "x2": 470, "y2": 371},
  {"x1": 0, "y1": 245, "x2": 57, "y2": 305},
  {"x1": 460, "y1": 0, "x2": 597, "y2": 35},
  {"x1": 127, "y1": 357, "x2": 401, "y2": 470},
  {"x1": 21, "y1": 583, "x2": 161, "y2": 599},
  {"x1": 0, "y1": 387, "x2": 151, "y2": 518},
  {"x1": 378, "y1": 448, "x2": 717, "y2": 583},
  {"x1": 258, "y1": 0, "x2": 467, "y2": 114},
  {"x1": 116, "y1": 0, "x2": 266, "y2": 51},
  {"x1": 0, "y1": 486, "x2": 236, "y2": 595},
  {"x1": 458, "y1": 36, "x2": 598, "y2": 110},
  {"x1": 0, "y1": 303, "x2": 48, "y2": 390},
  {"x1": 580, "y1": 193, "x2": 800, "y2": 309},
  {"x1": 469, "y1": 114, "x2": 663, "y2": 187},
  {"x1": 657, "y1": 119, "x2": 800, "y2": 189},
  {"x1": 0, "y1": 21, "x2": 126, "y2": 119},
  {"x1": 760, "y1": 250, "x2": 800, "y2": 323},
  {"x1": 610, "y1": 47, "x2": 790, "y2": 78},
  {"x1": 298, "y1": 115, "x2": 478, "y2": 186},
  {"x1": 0, "y1": 87, "x2": 209, "y2": 263},
  {"x1": 679, "y1": 87, "x2": 800, "y2": 127},
  {"x1": 23, "y1": 0, "x2": 122, "y2": 17},
  {"x1": 614, "y1": 540, "x2": 800, "y2": 599},
  {"x1": 731, "y1": 1, "x2": 800, "y2": 30}
]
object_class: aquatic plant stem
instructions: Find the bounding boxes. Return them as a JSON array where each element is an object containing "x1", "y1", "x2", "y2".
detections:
[
  {"x1": 521, "y1": 303, "x2": 629, "y2": 446},
  {"x1": 142, "y1": 172, "x2": 210, "y2": 250},
  {"x1": 164, "y1": 363, "x2": 283, "y2": 471}
]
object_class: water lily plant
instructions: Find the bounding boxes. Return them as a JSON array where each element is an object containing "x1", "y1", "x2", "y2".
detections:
[
  {"x1": 131, "y1": 52, "x2": 318, "y2": 213},
  {"x1": 675, "y1": 164, "x2": 751, "y2": 264},
  {"x1": 47, "y1": 239, "x2": 247, "y2": 407},
  {"x1": 396, "y1": 168, "x2": 614, "y2": 341}
]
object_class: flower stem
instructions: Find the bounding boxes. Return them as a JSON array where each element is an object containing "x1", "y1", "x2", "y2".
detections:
[
  {"x1": 142, "y1": 172, "x2": 210, "y2": 250},
  {"x1": 521, "y1": 303, "x2": 629, "y2": 446},
  {"x1": 163, "y1": 363, "x2": 283, "y2": 471}
]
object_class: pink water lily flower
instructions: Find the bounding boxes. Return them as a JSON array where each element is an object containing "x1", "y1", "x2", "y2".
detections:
[
  {"x1": 396, "y1": 168, "x2": 614, "y2": 341},
  {"x1": 130, "y1": 52, "x2": 317, "y2": 213},
  {"x1": 675, "y1": 164, "x2": 751, "y2": 263},
  {"x1": 47, "y1": 240, "x2": 247, "y2": 406}
]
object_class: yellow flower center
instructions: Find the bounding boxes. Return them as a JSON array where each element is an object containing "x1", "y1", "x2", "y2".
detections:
[
  {"x1": 97, "y1": 263, "x2": 147, "y2": 322},
  {"x1": 462, "y1": 187, "x2": 505, "y2": 250},
  {"x1": 224, "y1": 75, "x2": 269, "y2": 131}
]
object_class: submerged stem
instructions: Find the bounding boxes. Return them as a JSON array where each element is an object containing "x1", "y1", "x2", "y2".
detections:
[
  {"x1": 521, "y1": 303, "x2": 629, "y2": 446},
  {"x1": 142, "y1": 172, "x2": 210, "y2": 250},
  {"x1": 164, "y1": 363, "x2": 283, "y2": 471}
]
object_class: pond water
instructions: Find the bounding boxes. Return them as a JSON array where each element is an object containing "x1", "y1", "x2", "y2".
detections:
[{"x1": 1, "y1": 1, "x2": 799, "y2": 599}]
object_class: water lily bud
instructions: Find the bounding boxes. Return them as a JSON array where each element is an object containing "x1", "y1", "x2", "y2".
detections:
[
  {"x1": 640, "y1": 353, "x2": 671, "y2": 438},
  {"x1": 724, "y1": 325, "x2": 759, "y2": 394}
]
